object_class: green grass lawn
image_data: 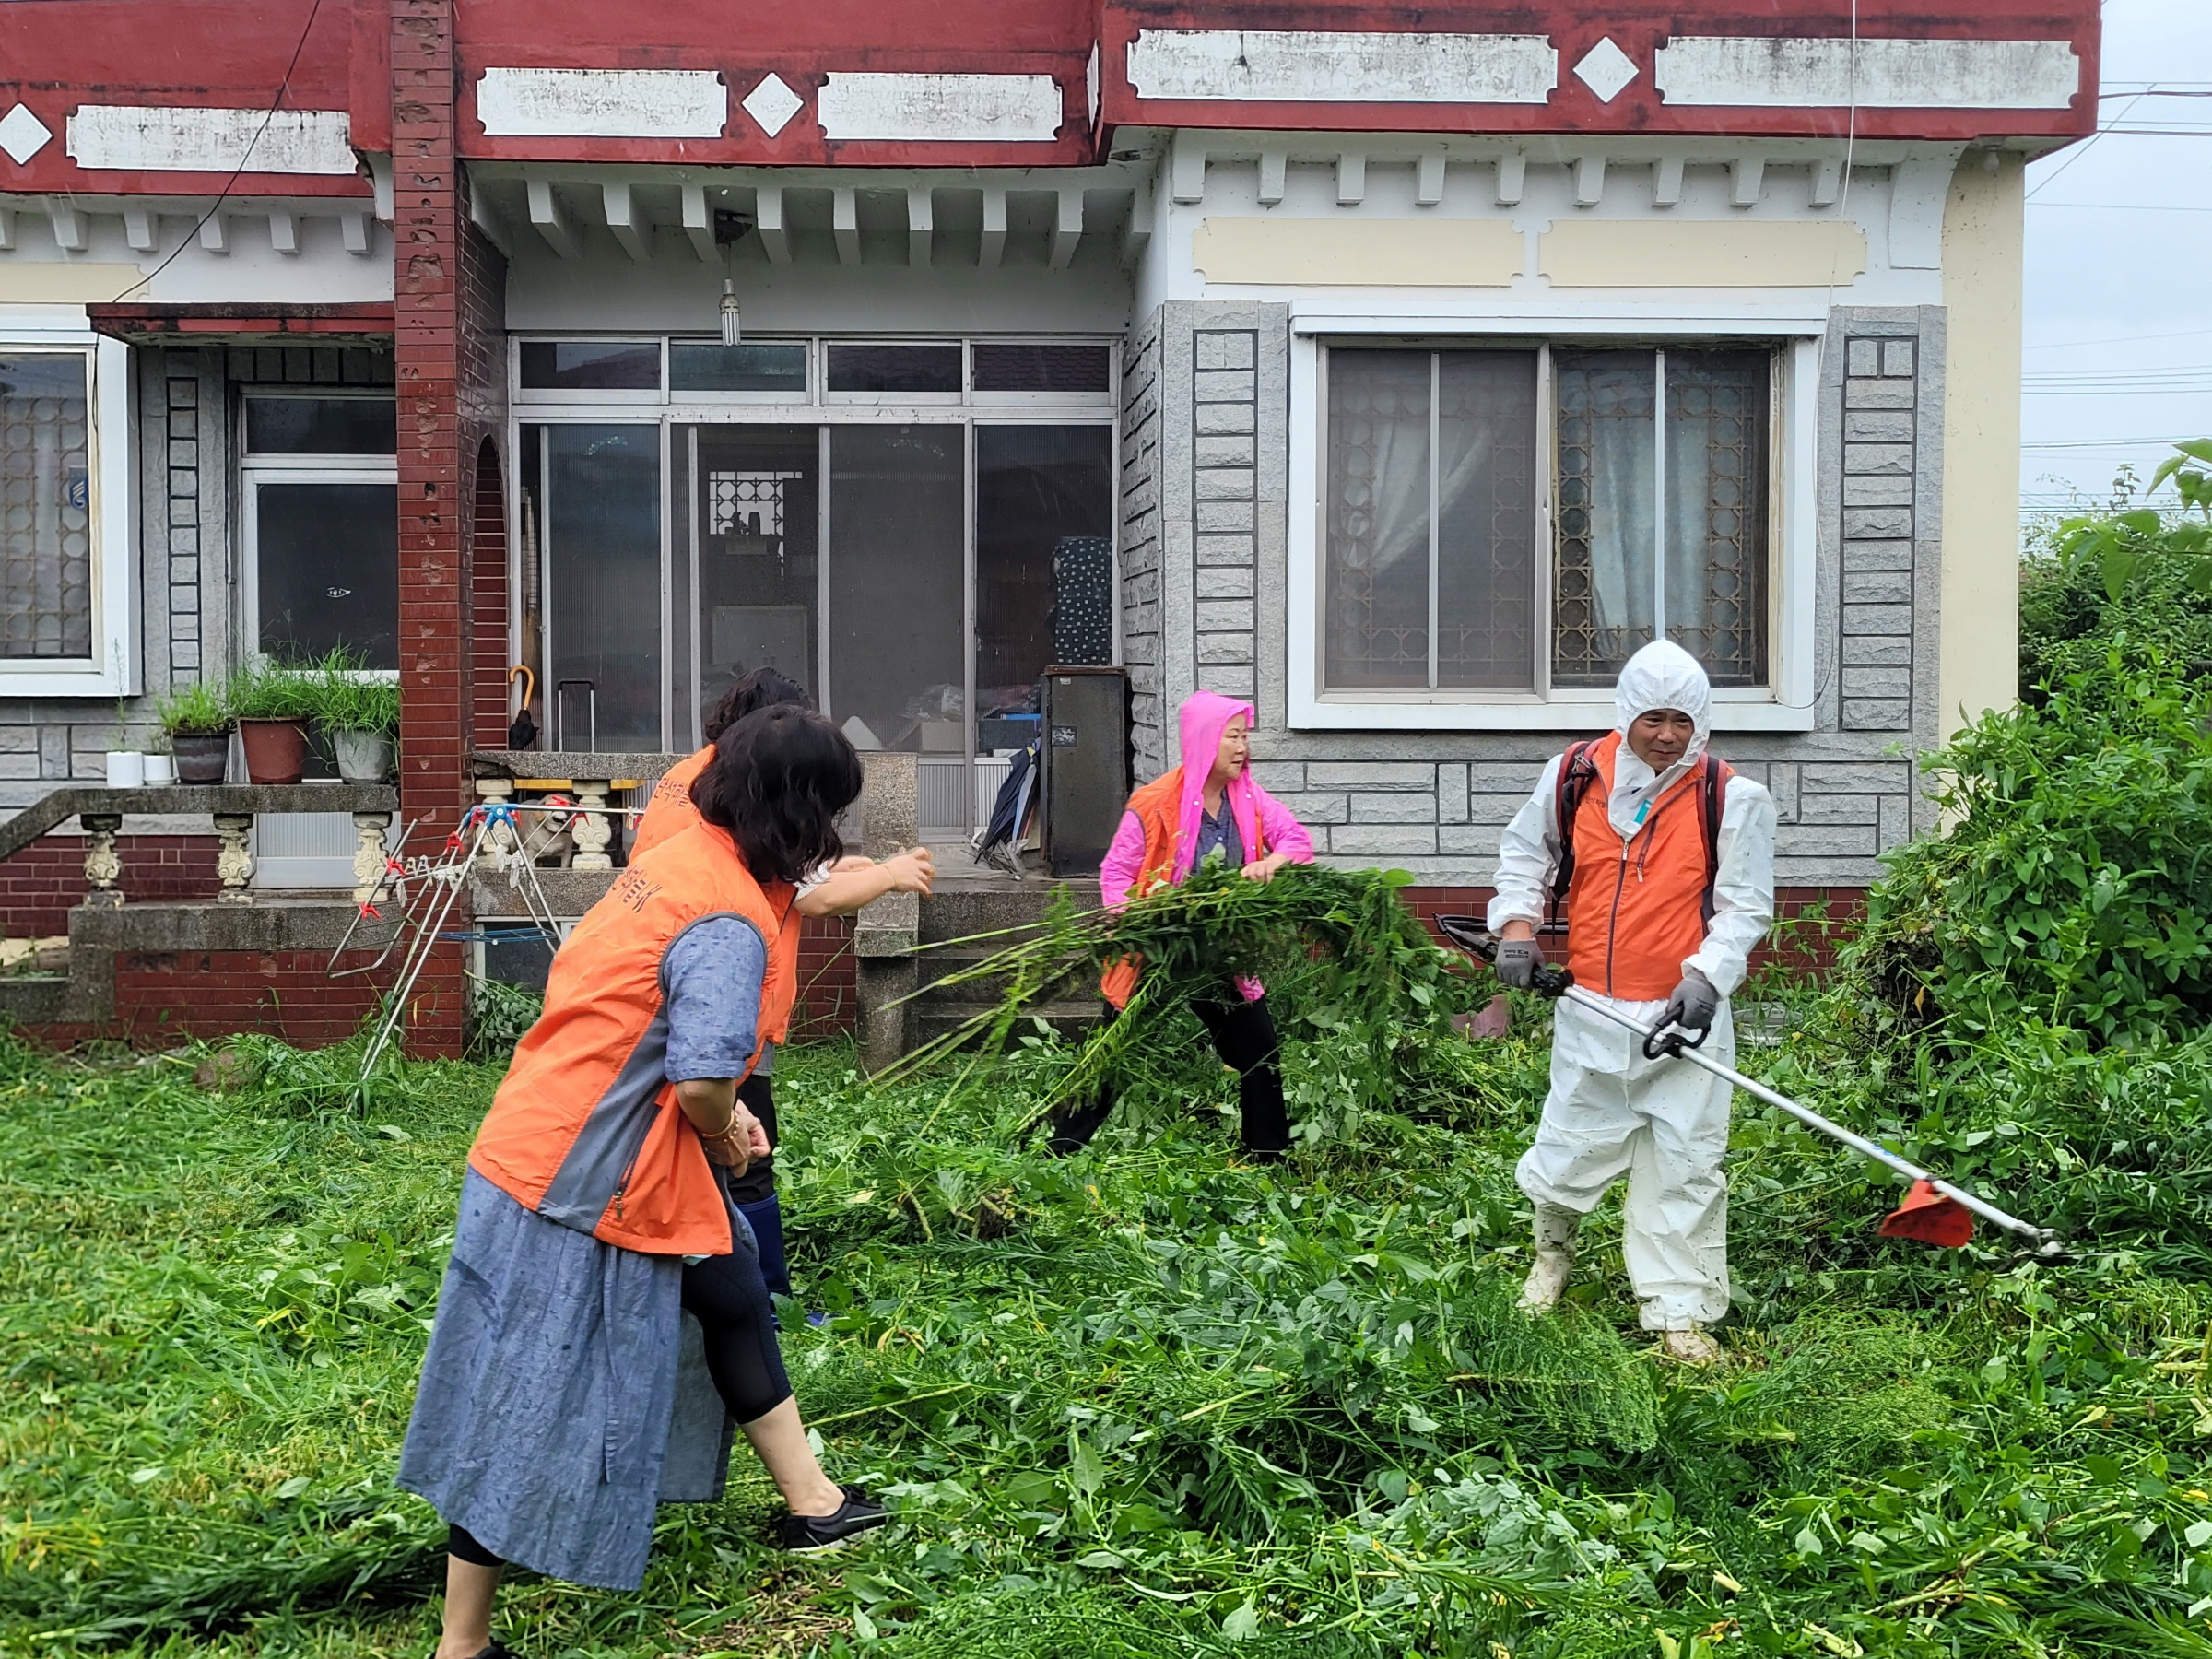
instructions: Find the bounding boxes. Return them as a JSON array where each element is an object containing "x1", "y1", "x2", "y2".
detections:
[{"x1": 5, "y1": 1006, "x2": 2212, "y2": 1659}]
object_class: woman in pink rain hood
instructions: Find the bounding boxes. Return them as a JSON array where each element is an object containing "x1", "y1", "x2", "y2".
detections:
[{"x1": 1046, "y1": 691, "x2": 1314, "y2": 1160}]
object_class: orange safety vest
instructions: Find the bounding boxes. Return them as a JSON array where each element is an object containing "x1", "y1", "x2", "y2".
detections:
[
  {"x1": 1099, "y1": 768, "x2": 1267, "y2": 1007},
  {"x1": 468, "y1": 821, "x2": 792, "y2": 1257},
  {"x1": 629, "y1": 745, "x2": 803, "y2": 1046},
  {"x1": 1561, "y1": 731, "x2": 1733, "y2": 1003}
]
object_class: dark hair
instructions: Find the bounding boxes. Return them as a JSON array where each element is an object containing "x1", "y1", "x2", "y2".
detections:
[
  {"x1": 691, "y1": 706, "x2": 862, "y2": 885},
  {"x1": 702, "y1": 667, "x2": 813, "y2": 745}
]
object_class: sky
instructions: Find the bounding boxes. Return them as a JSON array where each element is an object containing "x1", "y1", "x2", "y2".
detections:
[{"x1": 2018, "y1": 0, "x2": 2212, "y2": 519}]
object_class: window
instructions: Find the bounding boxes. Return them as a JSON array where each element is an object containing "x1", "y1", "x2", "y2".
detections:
[
  {"x1": 1311, "y1": 338, "x2": 1783, "y2": 717},
  {"x1": 519, "y1": 341, "x2": 661, "y2": 392},
  {"x1": 0, "y1": 335, "x2": 132, "y2": 694},
  {"x1": 972, "y1": 343, "x2": 1111, "y2": 394},
  {"x1": 0, "y1": 353, "x2": 93, "y2": 660},
  {"x1": 241, "y1": 394, "x2": 398, "y2": 670},
  {"x1": 671, "y1": 342, "x2": 807, "y2": 394},
  {"x1": 826, "y1": 343, "x2": 961, "y2": 395}
]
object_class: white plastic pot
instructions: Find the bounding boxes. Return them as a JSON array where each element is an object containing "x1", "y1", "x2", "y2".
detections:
[
  {"x1": 105, "y1": 750, "x2": 144, "y2": 789},
  {"x1": 334, "y1": 729, "x2": 394, "y2": 783}
]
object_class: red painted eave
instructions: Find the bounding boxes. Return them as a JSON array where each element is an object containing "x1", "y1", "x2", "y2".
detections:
[{"x1": 87, "y1": 302, "x2": 395, "y2": 342}]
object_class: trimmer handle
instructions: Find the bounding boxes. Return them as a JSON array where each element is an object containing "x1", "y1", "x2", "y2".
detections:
[
  {"x1": 1641, "y1": 1020, "x2": 1712, "y2": 1062},
  {"x1": 1433, "y1": 915, "x2": 1576, "y2": 999}
]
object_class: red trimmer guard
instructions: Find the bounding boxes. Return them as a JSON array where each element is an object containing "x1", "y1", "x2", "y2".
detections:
[{"x1": 1879, "y1": 1180, "x2": 1976, "y2": 1248}]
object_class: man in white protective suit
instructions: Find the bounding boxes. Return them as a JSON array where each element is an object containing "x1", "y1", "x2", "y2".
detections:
[{"x1": 1486, "y1": 640, "x2": 1777, "y2": 1363}]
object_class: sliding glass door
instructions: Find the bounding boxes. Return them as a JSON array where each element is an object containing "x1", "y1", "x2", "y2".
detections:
[{"x1": 534, "y1": 416, "x2": 1111, "y2": 837}]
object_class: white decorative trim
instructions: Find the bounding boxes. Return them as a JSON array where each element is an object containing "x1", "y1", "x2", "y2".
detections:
[
  {"x1": 816, "y1": 73, "x2": 1062, "y2": 142},
  {"x1": 740, "y1": 74, "x2": 804, "y2": 139},
  {"x1": 477, "y1": 69, "x2": 727, "y2": 138},
  {"x1": 66, "y1": 105, "x2": 355, "y2": 174},
  {"x1": 1654, "y1": 36, "x2": 2080, "y2": 110},
  {"x1": 1128, "y1": 29, "x2": 1558, "y2": 104},
  {"x1": 1285, "y1": 318, "x2": 1818, "y2": 734}
]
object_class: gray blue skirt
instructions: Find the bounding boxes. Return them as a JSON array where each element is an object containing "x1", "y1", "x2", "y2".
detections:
[{"x1": 397, "y1": 1169, "x2": 745, "y2": 1589}]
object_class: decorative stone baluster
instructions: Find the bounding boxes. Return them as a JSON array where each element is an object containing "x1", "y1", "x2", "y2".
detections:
[
  {"x1": 352, "y1": 811, "x2": 395, "y2": 904},
  {"x1": 80, "y1": 812, "x2": 124, "y2": 909},
  {"x1": 213, "y1": 812, "x2": 256, "y2": 903},
  {"x1": 571, "y1": 780, "x2": 613, "y2": 870},
  {"x1": 473, "y1": 778, "x2": 516, "y2": 868}
]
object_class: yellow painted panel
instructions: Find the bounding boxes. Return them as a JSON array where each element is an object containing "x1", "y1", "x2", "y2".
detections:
[
  {"x1": 1540, "y1": 219, "x2": 1866, "y2": 288},
  {"x1": 0, "y1": 263, "x2": 145, "y2": 304},
  {"x1": 1192, "y1": 217, "x2": 1522, "y2": 288},
  {"x1": 1938, "y1": 153, "x2": 2024, "y2": 735}
]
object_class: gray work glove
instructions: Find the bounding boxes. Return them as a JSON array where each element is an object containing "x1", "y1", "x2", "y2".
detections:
[
  {"x1": 1662, "y1": 969, "x2": 1721, "y2": 1034},
  {"x1": 1494, "y1": 936, "x2": 1544, "y2": 991}
]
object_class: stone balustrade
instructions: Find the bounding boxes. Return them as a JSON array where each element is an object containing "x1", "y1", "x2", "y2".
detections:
[{"x1": 0, "y1": 784, "x2": 402, "y2": 908}]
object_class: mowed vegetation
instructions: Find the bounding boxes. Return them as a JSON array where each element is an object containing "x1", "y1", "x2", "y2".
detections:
[{"x1": 9, "y1": 467, "x2": 2212, "y2": 1658}]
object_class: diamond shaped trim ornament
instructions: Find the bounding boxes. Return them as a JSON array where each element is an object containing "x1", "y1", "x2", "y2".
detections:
[
  {"x1": 742, "y1": 75, "x2": 804, "y2": 138},
  {"x1": 1572, "y1": 38, "x2": 1639, "y2": 104},
  {"x1": 0, "y1": 104, "x2": 53, "y2": 166}
]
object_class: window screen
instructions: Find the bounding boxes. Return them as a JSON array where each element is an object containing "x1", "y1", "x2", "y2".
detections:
[
  {"x1": 671, "y1": 343, "x2": 808, "y2": 394},
  {"x1": 971, "y1": 344, "x2": 1111, "y2": 394},
  {"x1": 254, "y1": 481, "x2": 400, "y2": 669}
]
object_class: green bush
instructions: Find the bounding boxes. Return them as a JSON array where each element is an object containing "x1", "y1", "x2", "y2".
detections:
[
  {"x1": 153, "y1": 680, "x2": 229, "y2": 736},
  {"x1": 1860, "y1": 643, "x2": 2212, "y2": 1045},
  {"x1": 300, "y1": 648, "x2": 401, "y2": 736},
  {"x1": 223, "y1": 658, "x2": 318, "y2": 723}
]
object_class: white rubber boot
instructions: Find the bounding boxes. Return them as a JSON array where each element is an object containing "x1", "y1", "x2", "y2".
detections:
[
  {"x1": 1516, "y1": 1204, "x2": 1582, "y2": 1314},
  {"x1": 1658, "y1": 1326, "x2": 1723, "y2": 1364}
]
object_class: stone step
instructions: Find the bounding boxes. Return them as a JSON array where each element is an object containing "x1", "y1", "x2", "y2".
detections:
[
  {"x1": 919, "y1": 882, "x2": 1100, "y2": 946},
  {"x1": 0, "y1": 976, "x2": 67, "y2": 1023},
  {"x1": 912, "y1": 998, "x2": 1101, "y2": 1049}
]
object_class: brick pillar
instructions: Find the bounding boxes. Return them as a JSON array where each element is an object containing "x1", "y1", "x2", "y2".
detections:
[{"x1": 391, "y1": 0, "x2": 469, "y2": 1055}]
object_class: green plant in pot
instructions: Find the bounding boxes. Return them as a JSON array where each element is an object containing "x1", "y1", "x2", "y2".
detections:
[
  {"x1": 156, "y1": 681, "x2": 232, "y2": 785},
  {"x1": 305, "y1": 650, "x2": 400, "y2": 783},
  {"x1": 228, "y1": 659, "x2": 318, "y2": 785}
]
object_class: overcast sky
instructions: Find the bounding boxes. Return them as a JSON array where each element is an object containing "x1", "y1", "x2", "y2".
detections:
[{"x1": 2019, "y1": 0, "x2": 2212, "y2": 518}]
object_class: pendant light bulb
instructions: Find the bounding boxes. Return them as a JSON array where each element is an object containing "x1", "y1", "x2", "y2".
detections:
[{"x1": 719, "y1": 278, "x2": 742, "y2": 347}]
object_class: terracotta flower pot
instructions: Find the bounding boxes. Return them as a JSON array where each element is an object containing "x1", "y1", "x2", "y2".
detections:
[
  {"x1": 171, "y1": 732, "x2": 229, "y2": 784},
  {"x1": 239, "y1": 718, "x2": 307, "y2": 785}
]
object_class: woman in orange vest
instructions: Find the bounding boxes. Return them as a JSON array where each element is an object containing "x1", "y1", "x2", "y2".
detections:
[
  {"x1": 1047, "y1": 690, "x2": 1314, "y2": 1159},
  {"x1": 632, "y1": 666, "x2": 933, "y2": 1306},
  {"x1": 1486, "y1": 641, "x2": 1776, "y2": 1365},
  {"x1": 400, "y1": 708, "x2": 887, "y2": 1659}
]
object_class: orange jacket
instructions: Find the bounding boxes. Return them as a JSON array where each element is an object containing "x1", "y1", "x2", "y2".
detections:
[
  {"x1": 468, "y1": 821, "x2": 790, "y2": 1257},
  {"x1": 1098, "y1": 770, "x2": 1270, "y2": 1007},
  {"x1": 630, "y1": 745, "x2": 802, "y2": 1045},
  {"x1": 1562, "y1": 731, "x2": 1734, "y2": 1003}
]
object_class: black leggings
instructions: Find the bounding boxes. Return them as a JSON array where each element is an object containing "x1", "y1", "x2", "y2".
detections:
[
  {"x1": 444, "y1": 1218, "x2": 793, "y2": 1569},
  {"x1": 1049, "y1": 994, "x2": 1289, "y2": 1154},
  {"x1": 725, "y1": 1072, "x2": 779, "y2": 1207}
]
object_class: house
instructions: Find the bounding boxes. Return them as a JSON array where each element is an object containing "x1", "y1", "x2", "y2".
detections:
[{"x1": 0, "y1": 1, "x2": 2096, "y2": 1052}]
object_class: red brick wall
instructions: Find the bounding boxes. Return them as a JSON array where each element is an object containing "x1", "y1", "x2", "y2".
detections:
[
  {"x1": 0, "y1": 837, "x2": 219, "y2": 939},
  {"x1": 30, "y1": 949, "x2": 388, "y2": 1050},
  {"x1": 793, "y1": 913, "x2": 856, "y2": 1037},
  {"x1": 470, "y1": 438, "x2": 510, "y2": 748}
]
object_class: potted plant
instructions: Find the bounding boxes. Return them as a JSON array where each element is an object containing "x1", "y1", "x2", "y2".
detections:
[
  {"x1": 156, "y1": 681, "x2": 232, "y2": 784},
  {"x1": 228, "y1": 660, "x2": 316, "y2": 785},
  {"x1": 310, "y1": 651, "x2": 400, "y2": 782}
]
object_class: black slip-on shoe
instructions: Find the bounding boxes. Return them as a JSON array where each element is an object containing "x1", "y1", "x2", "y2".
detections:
[{"x1": 776, "y1": 1485, "x2": 888, "y2": 1554}]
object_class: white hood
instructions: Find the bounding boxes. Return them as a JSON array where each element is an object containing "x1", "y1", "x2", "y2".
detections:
[{"x1": 1606, "y1": 640, "x2": 1714, "y2": 836}]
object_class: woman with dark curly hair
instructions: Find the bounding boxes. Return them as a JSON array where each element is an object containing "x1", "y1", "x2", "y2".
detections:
[
  {"x1": 630, "y1": 667, "x2": 933, "y2": 1301},
  {"x1": 400, "y1": 707, "x2": 887, "y2": 1659}
]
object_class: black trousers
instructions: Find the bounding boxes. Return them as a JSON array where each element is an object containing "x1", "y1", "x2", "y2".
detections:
[
  {"x1": 445, "y1": 1205, "x2": 793, "y2": 1569},
  {"x1": 725, "y1": 1072, "x2": 778, "y2": 1207},
  {"x1": 1048, "y1": 994, "x2": 1290, "y2": 1156}
]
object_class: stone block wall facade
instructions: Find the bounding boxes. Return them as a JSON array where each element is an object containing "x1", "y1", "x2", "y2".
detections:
[{"x1": 1119, "y1": 300, "x2": 1949, "y2": 893}]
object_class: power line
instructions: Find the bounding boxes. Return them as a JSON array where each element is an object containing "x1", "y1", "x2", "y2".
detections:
[
  {"x1": 2030, "y1": 201, "x2": 2212, "y2": 213},
  {"x1": 2025, "y1": 326, "x2": 2212, "y2": 351},
  {"x1": 2020, "y1": 436, "x2": 2203, "y2": 450}
]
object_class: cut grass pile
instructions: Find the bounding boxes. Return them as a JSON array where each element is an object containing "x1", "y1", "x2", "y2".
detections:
[{"x1": 6, "y1": 984, "x2": 2212, "y2": 1659}]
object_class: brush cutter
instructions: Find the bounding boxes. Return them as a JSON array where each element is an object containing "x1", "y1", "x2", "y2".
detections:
[{"x1": 1433, "y1": 917, "x2": 2064, "y2": 1257}]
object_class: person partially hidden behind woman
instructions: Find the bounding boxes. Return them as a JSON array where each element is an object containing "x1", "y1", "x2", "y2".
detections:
[
  {"x1": 399, "y1": 707, "x2": 888, "y2": 1659},
  {"x1": 631, "y1": 666, "x2": 935, "y2": 1305},
  {"x1": 1046, "y1": 691, "x2": 1314, "y2": 1160}
]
